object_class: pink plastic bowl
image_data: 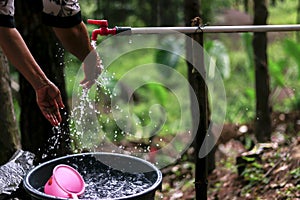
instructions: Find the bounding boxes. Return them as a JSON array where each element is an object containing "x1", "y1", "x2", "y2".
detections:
[{"x1": 44, "y1": 164, "x2": 85, "y2": 199}]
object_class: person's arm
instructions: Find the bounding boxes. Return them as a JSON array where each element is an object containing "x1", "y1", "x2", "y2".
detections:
[
  {"x1": 0, "y1": 27, "x2": 64, "y2": 126},
  {"x1": 52, "y1": 21, "x2": 102, "y2": 89}
]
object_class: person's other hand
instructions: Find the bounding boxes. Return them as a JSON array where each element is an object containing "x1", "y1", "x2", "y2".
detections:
[
  {"x1": 80, "y1": 50, "x2": 102, "y2": 89},
  {"x1": 35, "y1": 82, "x2": 65, "y2": 126}
]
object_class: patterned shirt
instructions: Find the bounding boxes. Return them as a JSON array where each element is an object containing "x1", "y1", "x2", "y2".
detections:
[{"x1": 0, "y1": 0, "x2": 81, "y2": 28}]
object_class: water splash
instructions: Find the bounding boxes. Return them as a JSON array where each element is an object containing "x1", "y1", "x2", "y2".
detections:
[
  {"x1": 91, "y1": 40, "x2": 97, "y2": 49},
  {"x1": 40, "y1": 125, "x2": 63, "y2": 159},
  {"x1": 70, "y1": 88, "x2": 101, "y2": 151},
  {"x1": 71, "y1": 158, "x2": 153, "y2": 199}
]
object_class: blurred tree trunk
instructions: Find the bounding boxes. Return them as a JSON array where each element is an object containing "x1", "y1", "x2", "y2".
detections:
[
  {"x1": 253, "y1": 0, "x2": 271, "y2": 142},
  {"x1": 0, "y1": 49, "x2": 20, "y2": 165},
  {"x1": 15, "y1": 1, "x2": 72, "y2": 163}
]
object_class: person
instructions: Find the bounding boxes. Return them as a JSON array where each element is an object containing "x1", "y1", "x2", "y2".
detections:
[{"x1": 0, "y1": 0, "x2": 101, "y2": 126}]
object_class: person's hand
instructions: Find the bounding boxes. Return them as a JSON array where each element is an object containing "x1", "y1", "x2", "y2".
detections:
[
  {"x1": 35, "y1": 82, "x2": 65, "y2": 126},
  {"x1": 80, "y1": 49, "x2": 102, "y2": 89}
]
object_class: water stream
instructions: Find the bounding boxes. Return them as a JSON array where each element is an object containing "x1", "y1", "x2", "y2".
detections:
[{"x1": 39, "y1": 39, "x2": 159, "y2": 199}]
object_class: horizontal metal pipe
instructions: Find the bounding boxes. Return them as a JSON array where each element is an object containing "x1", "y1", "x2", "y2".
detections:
[{"x1": 129, "y1": 24, "x2": 300, "y2": 34}]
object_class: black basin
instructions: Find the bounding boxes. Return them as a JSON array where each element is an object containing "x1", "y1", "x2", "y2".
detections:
[{"x1": 23, "y1": 152, "x2": 162, "y2": 200}]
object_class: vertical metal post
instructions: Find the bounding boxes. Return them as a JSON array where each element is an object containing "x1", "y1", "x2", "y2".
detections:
[{"x1": 187, "y1": 17, "x2": 208, "y2": 200}]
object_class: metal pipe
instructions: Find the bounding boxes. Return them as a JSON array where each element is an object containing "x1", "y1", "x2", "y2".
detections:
[
  {"x1": 87, "y1": 19, "x2": 300, "y2": 38},
  {"x1": 128, "y1": 24, "x2": 300, "y2": 34}
]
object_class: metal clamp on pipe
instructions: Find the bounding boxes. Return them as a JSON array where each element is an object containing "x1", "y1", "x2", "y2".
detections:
[{"x1": 87, "y1": 19, "x2": 132, "y2": 41}]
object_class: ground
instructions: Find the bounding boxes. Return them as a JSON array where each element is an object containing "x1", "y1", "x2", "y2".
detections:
[{"x1": 155, "y1": 112, "x2": 300, "y2": 200}]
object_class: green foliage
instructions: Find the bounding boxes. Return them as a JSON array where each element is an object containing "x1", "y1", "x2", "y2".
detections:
[
  {"x1": 290, "y1": 167, "x2": 300, "y2": 179},
  {"x1": 202, "y1": 0, "x2": 234, "y2": 23},
  {"x1": 221, "y1": 32, "x2": 256, "y2": 123},
  {"x1": 241, "y1": 33, "x2": 254, "y2": 78},
  {"x1": 77, "y1": 39, "x2": 191, "y2": 143},
  {"x1": 79, "y1": 0, "x2": 97, "y2": 18},
  {"x1": 244, "y1": 134, "x2": 254, "y2": 150},
  {"x1": 128, "y1": 82, "x2": 185, "y2": 138},
  {"x1": 268, "y1": 59, "x2": 286, "y2": 87},
  {"x1": 223, "y1": 30, "x2": 300, "y2": 122},
  {"x1": 268, "y1": 0, "x2": 298, "y2": 24},
  {"x1": 219, "y1": 156, "x2": 237, "y2": 172},
  {"x1": 205, "y1": 40, "x2": 231, "y2": 79},
  {"x1": 240, "y1": 159, "x2": 270, "y2": 196},
  {"x1": 146, "y1": 83, "x2": 168, "y2": 107},
  {"x1": 155, "y1": 36, "x2": 183, "y2": 77},
  {"x1": 283, "y1": 39, "x2": 300, "y2": 79},
  {"x1": 269, "y1": 39, "x2": 300, "y2": 110},
  {"x1": 63, "y1": 0, "x2": 300, "y2": 137}
]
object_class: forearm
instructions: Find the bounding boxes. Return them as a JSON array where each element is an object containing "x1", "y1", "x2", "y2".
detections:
[
  {"x1": 0, "y1": 27, "x2": 49, "y2": 90},
  {"x1": 52, "y1": 21, "x2": 93, "y2": 62},
  {"x1": 53, "y1": 21, "x2": 101, "y2": 89}
]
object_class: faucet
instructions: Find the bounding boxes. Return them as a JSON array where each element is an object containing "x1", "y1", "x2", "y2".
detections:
[{"x1": 87, "y1": 19, "x2": 131, "y2": 41}]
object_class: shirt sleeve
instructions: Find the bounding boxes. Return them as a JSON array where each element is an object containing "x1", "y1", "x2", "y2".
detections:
[
  {"x1": 0, "y1": 0, "x2": 15, "y2": 28},
  {"x1": 41, "y1": 0, "x2": 82, "y2": 28}
]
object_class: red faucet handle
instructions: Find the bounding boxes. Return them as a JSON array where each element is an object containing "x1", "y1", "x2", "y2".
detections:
[{"x1": 87, "y1": 19, "x2": 108, "y2": 27}]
